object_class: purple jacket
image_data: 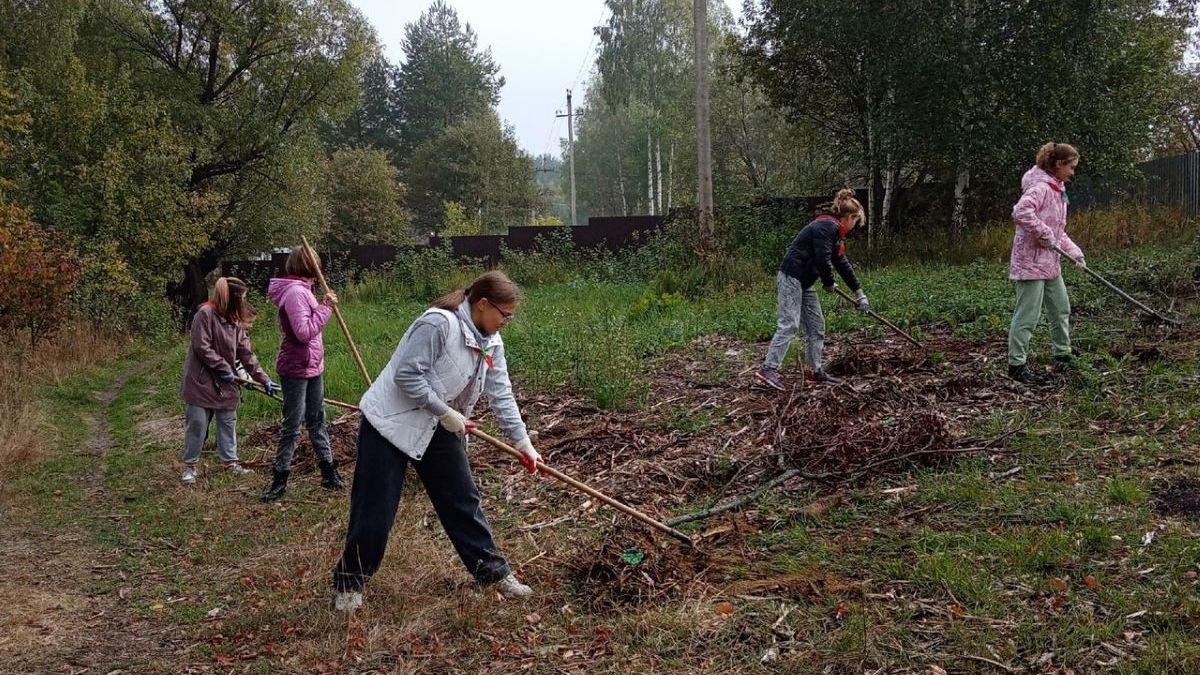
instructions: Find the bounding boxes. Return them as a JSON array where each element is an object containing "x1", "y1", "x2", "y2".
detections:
[
  {"x1": 181, "y1": 303, "x2": 271, "y2": 410},
  {"x1": 268, "y1": 277, "x2": 332, "y2": 379},
  {"x1": 1010, "y1": 165, "x2": 1084, "y2": 281}
]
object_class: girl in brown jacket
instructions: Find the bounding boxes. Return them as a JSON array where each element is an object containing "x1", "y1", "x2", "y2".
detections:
[{"x1": 179, "y1": 277, "x2": 277, "y2": 484}]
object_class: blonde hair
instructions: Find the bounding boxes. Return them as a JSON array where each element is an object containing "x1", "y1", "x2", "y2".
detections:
[
  {"x1": 431, "y1": 270, "x2": 522, "y2": 311},
  {"x1": 284, "y1": 245, "x2": 321, "y2": 278},
  {"x1": 1036, "y1": 142, "x2": 1080, "y2": 173},
  {"x1": 211, "y1": 277, "x2": 256, "y2": 326},
  {"x1": 816, "y1": 188, "x2": 865, "y2": 225}
]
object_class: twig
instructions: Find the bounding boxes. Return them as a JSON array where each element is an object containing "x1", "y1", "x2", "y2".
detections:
[
  {"x1": 954, "y1": 653, "x2": 1020, "y2": 673},
  {"x1": 665, "y1": 468, "x2": 802, "y2": 526}
]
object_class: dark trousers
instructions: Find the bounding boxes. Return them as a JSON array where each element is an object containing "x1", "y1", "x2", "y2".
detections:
[
  {"x1": 274, "y1": 374, "x2": 333, "y2": 472},
  {"x1": 331, "y1": 419, "x2": 511, "y2": 592}
]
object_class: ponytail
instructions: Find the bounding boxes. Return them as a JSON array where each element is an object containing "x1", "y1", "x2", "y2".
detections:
[
  {"x1": 815, "y1": 187, "x2": 865, "y2": 225},
  {"x1": 1036, "y1": 142, "x2": 1080, "y2": 173},
  {"x1": 431, "y1": 270, "x2": 521, "y2": 311}
]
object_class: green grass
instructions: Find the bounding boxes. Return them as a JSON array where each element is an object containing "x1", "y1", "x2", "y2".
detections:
[{"x1": 5, "y1": 231, "x2": 1200, "y2": 672}]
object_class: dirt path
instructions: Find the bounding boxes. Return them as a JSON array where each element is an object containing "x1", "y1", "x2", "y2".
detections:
[{"x1": 0, "y1": 367, "x2": 186, "y2": 674}]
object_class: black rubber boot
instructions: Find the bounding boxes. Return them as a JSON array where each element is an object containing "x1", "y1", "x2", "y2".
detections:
[
  {"x1": 260, "y1": 469, "x2": 289, "y2": 502},
  {"x1": 318, "y1": 460, "x2": 346, "y2": 491},
  {"x1": 1008, "y1": 364, "x2": 1047, "y2": 384},
  {"x1": 1053, "y1": 354, "x2": 1074, "y2": 373}
]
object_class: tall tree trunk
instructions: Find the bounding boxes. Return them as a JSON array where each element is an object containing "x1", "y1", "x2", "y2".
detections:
[
  {"x1": 655, "y1": 138, "x2": 663, "y2": 215},
  {"x1": 667, "y1": 141, "x2": 675, "y2": 212},
  {"x1": 952, "y1": 164, "x2": 970, "y2": 236},
  {"x1": 617, "y1": 148, "x2": 629, "y2": 216},
  {"x1": 881, "y1": 157, "x2": 898, "y2": 235},
  {"x1": 166, "y1": 247, "x2": 224, "y2": 328},
  {"x1": 647, "y1": 132, "x2": 656, "y2": 216}
]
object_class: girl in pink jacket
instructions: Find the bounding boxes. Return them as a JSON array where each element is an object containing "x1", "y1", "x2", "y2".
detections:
[
  {"x1": 260, "y1": 247, "x2": 343, "y2": 501},
  {"x1": 1008, "y1": 142, "x2": 1085, "y2": 384}
]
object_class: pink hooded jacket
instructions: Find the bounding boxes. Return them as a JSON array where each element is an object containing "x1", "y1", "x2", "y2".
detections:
[
  {"x1": 267, "y1": 277, "x2": 332, "y2": 379},
  {"x1": 1010, "y1": 165, "x2": 1084, "y2": 281}
]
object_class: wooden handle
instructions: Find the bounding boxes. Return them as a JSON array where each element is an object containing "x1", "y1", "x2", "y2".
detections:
[
  {"x1": 1052, "y1": 245, "x2": 1181, "y2": 326},
  {"x1": 468, "y1": 428, "x2": 695, "y2": 547},
  {"x1": 300, "y1": 235, "x2": 374, "y2": 386},
  {"x1": 832, "y1": 285, "x2": 924, "y2": 349}
]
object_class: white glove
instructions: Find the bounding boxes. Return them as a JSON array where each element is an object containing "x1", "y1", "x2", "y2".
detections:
[
  {"x1": 854, "y1": 289, "x2": 869, "y2": 313},
  {"x1": 514, "y1": 437, "x2": 542, "y2": 475},
  {"x1": 823, "y1": 282, "x2": 837, "y2": 293},
  {"x1": 438, "y1": 409, "x2": 473, "y2": 435}
]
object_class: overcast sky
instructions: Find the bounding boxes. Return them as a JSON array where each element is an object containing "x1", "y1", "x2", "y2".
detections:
[{"x1": 349, "y1": 0, "x2": 744, "y2": 157}]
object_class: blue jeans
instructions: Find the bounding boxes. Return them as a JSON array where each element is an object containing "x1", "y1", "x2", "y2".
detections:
[
  {"x1": 273, "y1": 374, "x2": 333, "y2": 472},
  {"x1": 764, "y1": 272, "x2": 826, "y2": 371}
]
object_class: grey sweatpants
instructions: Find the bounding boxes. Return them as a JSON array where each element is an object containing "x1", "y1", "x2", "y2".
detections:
[
  {"x1": 764, "y1": 271, "x2": 826, "y2": 372},
  {"x1": 183, "y1": 404, "x2": 238, "y2": 464},
  {"x1": 274, "y1": 374, "x2": 333, "y2": 472}
]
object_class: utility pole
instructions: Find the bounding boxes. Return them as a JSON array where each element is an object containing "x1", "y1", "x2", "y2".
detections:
[
  {"x1": 693, "y1": 0, "x2": 714, "y2": 237},
  {"x1": 556, "y1": 90, "x2": 578, "y2": 227}
]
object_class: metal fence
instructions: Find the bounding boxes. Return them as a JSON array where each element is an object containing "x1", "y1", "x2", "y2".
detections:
[{"x1": 1139, "y1": 151, "x2": 1200, "y2": 216}]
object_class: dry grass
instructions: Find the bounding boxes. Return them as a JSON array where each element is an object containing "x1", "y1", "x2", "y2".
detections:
[{"x1": 0, "y1": 323, "x2": 126, "y2": 494}]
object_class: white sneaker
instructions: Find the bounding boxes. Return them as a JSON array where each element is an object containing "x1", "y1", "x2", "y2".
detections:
[
  {"x1": 494, "y1": 573, "x2": 533, "y2": 599},
  {"x1": 181, "y1": 465, "x2": 198, "y2": 484},
  {"x1": 333, "y1": 591, "x2": 362, "y2": 612},
  {"x1": 224, "y1": 462, "x2": 252, "y2": 476}
]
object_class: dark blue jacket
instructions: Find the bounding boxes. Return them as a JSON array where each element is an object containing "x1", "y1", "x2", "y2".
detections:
[{"x1": 779, "y1": 216, "x2": 862, "y2": 291}]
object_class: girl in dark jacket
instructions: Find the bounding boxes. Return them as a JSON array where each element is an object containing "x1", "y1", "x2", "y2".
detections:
[
  {"x1": 756, "y1": 189, "x2": 869, "y2": 390},
  {"x1": 180, "y1": 277, "x2": 277, "y2": 483}
]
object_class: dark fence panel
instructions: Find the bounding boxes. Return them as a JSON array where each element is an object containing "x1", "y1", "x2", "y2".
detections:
[{"x1": 1141, "y1": 151, "x2": 1200, "y2": 216}]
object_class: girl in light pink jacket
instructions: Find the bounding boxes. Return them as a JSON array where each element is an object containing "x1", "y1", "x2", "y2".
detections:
[{"x1": 1008, "y1": 142, "x2": 1085, "y2": 384}]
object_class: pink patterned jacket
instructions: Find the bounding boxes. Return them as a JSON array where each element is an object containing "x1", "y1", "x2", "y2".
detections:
[{"x1": 1009, "y1": 165, "x2": 1083, "y2": 281}]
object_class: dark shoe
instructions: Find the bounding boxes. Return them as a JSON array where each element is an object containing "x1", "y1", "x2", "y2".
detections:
[
  {"x1": 755, "y1": 367, "x2": 785, "y2": 391},
  {"x1": 808, "y1": 369, "x2": 843, "y2": 385},
  {"x1": 1008, "y1": 364, "x2": 1047, "y2": 384},
  {"x1": 260, "y1": 469, "x2": 289, "y2": 502},
  {"x1": 1053, "y1": 354, "x2": 1073, "y2": 373},
  {"x1": 318, "y1": 460, "x2": 346, "y2": 491}
]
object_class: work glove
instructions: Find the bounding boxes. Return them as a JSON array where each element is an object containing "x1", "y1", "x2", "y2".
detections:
[
  {"x1": 265, "y1": 380, "x2": 281, "y2": 395},
  {"x1": 438, "y1": 409, "x2": 475, "y2": 435},
  {"x1": 218, "y1": 372, "x2": 236, "y2": 384},
  {"x1": 823, "y1": 283, "x2": 837, "y2": 293},
  {"x1": 514, "y1": 437, "x2": 542, "y2": 475},
  {"x1": 854, "y1": 289, "x2": 870, "y2": 313}
]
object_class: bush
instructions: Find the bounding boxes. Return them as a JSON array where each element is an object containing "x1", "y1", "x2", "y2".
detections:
[
  {"x1": 72, "y1": 239, "x2": 141, "y2": 333},
  {"x1": 0, "y1": 204, "x2": 80, "y2": 345}
]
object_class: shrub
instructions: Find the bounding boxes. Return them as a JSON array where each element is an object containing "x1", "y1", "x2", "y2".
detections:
[{"x1": 0, "y1": 204, "x2": 81, "y2": 345}]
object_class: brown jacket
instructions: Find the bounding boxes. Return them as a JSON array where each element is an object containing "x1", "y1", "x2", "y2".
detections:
[{"x1": 181, "y1": 302, "x2": 271, "y2": 410}]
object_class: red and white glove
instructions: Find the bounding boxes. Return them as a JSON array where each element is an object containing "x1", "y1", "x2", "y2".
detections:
[{"x1": 514, "y1": 437, "x2": 542, "y2": 475}]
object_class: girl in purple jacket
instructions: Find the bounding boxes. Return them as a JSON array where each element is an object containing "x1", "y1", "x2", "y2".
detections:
[
  {"x1": 1008, "y1": 142, "x2": 1086, "y2": 384},
  {"x1": 261, "y1": 247, "x2": 344, "y2": 501}
]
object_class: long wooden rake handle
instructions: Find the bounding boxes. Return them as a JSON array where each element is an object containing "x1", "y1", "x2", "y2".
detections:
[
  {"x1": 468, "y1": 428, "x2": 695, "y2": 547},
  {"x1": 300, "y1": 235, "x2": 374, "y2": 386},
  {"x1": 832, "y1": 285, "x2": 925, "y2": 349},
  {"x1": 1052, "y1": 244, "x2": 1182, "y2": 326},
  {"x1": 238, "y1": 376, "x2": 694, "y2": 547}
]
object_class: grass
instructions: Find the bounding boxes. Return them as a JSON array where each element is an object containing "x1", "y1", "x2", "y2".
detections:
[{"x1": 2, "y1": 215, "x2": 1200, "y2": 672}]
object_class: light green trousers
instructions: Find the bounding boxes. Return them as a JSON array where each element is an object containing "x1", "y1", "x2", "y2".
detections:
[{"x1": 1008, "y1": 276, "x2": 1071, "y2": 366}]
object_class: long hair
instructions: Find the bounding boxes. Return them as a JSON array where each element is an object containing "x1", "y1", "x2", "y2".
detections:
[
  {"x1": 431, "y1": 270, "x2": 521, "y2": 311},
  {"x1": 814, "y1": 188, "x2": 865, "y2": 226},
  {"x1": 211, "y1": 277, "x2": 256, "y2": 327},
  {"x1": 1036, "y1": 142, "x2": 1080, "y2": 173}
]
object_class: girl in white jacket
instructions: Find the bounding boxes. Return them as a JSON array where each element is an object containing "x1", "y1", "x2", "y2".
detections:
[{"x1": 331, "y1": 271, "x2": 541, "y2": 612}]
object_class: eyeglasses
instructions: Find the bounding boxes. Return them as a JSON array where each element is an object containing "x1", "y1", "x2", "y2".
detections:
[{"x1": 487, "y1": 298, "x2": 515, "y2": 322}]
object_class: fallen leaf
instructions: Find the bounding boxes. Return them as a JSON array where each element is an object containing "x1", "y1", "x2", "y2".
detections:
[
  {"x1": 1048, "y1": 577, "x2": 1069, "y2": 593},
  {"x1": 715, "y1": 601, "x2": 735, "y2": 616},
  {"x1": 1084, "y1": 575, "x2": 1100, "y2": 589}
]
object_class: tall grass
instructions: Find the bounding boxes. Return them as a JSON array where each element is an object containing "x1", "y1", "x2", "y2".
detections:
[{"x1": 0, "y1": 324, "x2": 127, "y2": 493}]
